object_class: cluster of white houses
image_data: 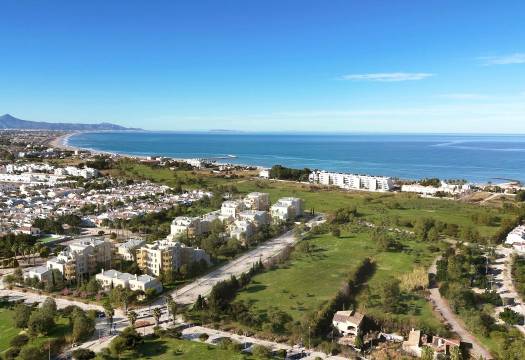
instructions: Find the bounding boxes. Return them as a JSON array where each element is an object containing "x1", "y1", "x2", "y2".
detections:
[
  {"x1": 401, "y1": 181, "x2": 472, "y2": 196},
  {"x1": 168, "y1": 192, "x2": 303, "y2": 244},
  {"x1": 308, "y1": 170, "x2": 394, "y2": 192}
]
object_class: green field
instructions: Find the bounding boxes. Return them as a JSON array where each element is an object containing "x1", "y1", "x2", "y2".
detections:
[
  {"x1": 103, "y1": 337, "x2": 254, "y2": 360},
  {"x1": 235, "y1": 230, "x2": 444, "y2": 332},
  {"x1": 234, "y1": 179, "x2": 509, "y2": 238},
  {"x1": 0, "y1": 308, "x2": 20, "y2": 351}
]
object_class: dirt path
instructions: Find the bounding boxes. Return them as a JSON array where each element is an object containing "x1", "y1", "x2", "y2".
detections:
[{"x1": 428, "y1": 256, "x2": 493, "y2": 359}]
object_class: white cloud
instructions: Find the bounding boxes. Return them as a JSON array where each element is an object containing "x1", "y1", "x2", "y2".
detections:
[
  {"x1": 340, "y1": 72, "x2": 434, "y2": 82},
  {"x1": 437, "y1": 93, "x2": 489, "y2": 100},
  {"x1": 479, "y1": 53, "x2": 525, "y2": 65}
]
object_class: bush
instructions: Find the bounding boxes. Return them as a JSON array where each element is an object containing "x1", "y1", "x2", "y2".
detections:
[
  {"x1": 500, "y1": 307, "x2": 524, "y2": 325},
  {"x1": 3, "y1": 347, "x2": 20, "y2": 360},
  {"x1": 18, "y1": 345, "x2": 45, "y2": 360},
  {"x1": 199, "y1": 333, "x2": 209, "y2": 341},
  {"x1": 72, "y1": 348, "x2": 96, "y2": 360},
  {"x1": 251, "y1": 344, "x2": 271, "y2": 359},
  {"x1": 10, "y1": 334, "x2": 29, "y2": 348}
]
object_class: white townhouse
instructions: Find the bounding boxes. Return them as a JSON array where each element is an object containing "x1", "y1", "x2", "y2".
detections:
[
  {"x1": 96, "y1": 269, "x2": 163, "y2": 294},
  {"x1": 243, "y1": 192, "x2": 270, "y2": 211},
  {"x1": 238, "y1": 210, "x2": 270, "y2": 227},
  {"x1": 220, "y1": 200, "x2": 245, "y2": 219},
  {"x1": 270, "y1": 197, "x2": 303, "y2": 221},
  {"x1": 229, "y1": 220, "x2": 256, "y2": 244}
]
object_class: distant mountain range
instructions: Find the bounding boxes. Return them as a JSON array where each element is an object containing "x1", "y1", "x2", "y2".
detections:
[{"x1": 0, "y1": 114, "x2": 139, "y2": 131}]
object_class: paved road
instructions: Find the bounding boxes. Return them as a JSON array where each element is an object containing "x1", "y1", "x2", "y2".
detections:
[
  {"x1": 428, "y1": 256, "x2": 493, "y2": 360},
  {"x1": 154, "y1": 214, "x2": 325, "y2": 306}
]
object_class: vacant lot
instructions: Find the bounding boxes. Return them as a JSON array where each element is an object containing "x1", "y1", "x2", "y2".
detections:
[{"x1": 235, "y1": 230, "x2": 445, "y2": 332}]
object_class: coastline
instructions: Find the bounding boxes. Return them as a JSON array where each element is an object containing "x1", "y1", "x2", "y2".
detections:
[{"x1": 49, "y1": 131, "x2": 525, "y2": 184}]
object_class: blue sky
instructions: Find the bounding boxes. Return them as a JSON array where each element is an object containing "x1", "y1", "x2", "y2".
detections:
[{"x1": 1, "y1": 0, "x2": 524, "y2": 132}]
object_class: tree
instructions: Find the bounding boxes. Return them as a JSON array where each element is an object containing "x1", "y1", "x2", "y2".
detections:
[
  {"x1": 103, "y1": 300, "x2": 115, "y2": 333},
  {"x1": 28, "y1": 308, "x2": 55, "y2": 335},
  {"x1": 166, "y1": 297, "x2": 178, "y2": 324},
  {"x1": 72, "y1": 348, "x2": 96, "y2": 360},
  {"x1": 18, "y1": 345, "x2": 45, "y2": 360},
  {"x1": 251, "y1": 344, "x2": 271, "y2": 359},
  {"x1": 10, "y1": 334, "x2": 29, "y2": 348},
  {"x1": 72, "y1": 311, "x2": 95, "y2": 342},
  {"x1": 354, "y1": 333, "x2": 364, "y2": 350},
  {"x1": 110, "y1": 336, "x2": 127, "y2": 359},
  {"x1": 127, "y1": 310, "x2": 138, "y2": 327},
  {"x1": 421, "y1": 346, "x2": 434, "y2": 360},
  {"x1": 152, "y1": 307, "x2": 162, "y2": 327},
  {"x1": 13, "y1": 303, "x2": 32, "y2": 328},
  {"x1": 42, "y1": 297, "x2": 57, "y2": 317},
  {"x1": 378, "y1": 278, "x2": 400, "y2": 313}
]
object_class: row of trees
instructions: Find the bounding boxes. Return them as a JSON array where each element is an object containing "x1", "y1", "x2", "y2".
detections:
[{"x1": 269, "y1": 165, "x2": 311, "y2": 182}]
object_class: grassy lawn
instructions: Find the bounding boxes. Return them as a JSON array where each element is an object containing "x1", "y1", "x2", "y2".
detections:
[
  {"x1": 0, "y1": 307, "x2": 72, "y2": 353},
  {"x1": 107, "y1": 337, "x2": 254, "y2": 360},
  {"x1": 235, "y1": 230, "x2": 444, "y2": 332},
  {"x1": 0, "y1": 307, "x2": 19, "y2": 351}
]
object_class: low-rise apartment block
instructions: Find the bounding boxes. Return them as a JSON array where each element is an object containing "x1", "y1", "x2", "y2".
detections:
[
  {"x1": 309, "y1": 170, "x2": 394, "y2": 192},
  {"x1": 46, "y1": 238, "x2": 113, "y2": 281},
  {"x1": 270, "y1": 197, "x2": 303, "y2": 221},
  {"x1": 136, "y1": 239, "x2": 210, "y2": 276},
  {"x1": 96, "y1": 269, "x2": 163, "y2": 294}
]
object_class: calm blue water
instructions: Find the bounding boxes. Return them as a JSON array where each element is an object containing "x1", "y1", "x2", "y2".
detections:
[{"x1": 68, "y1": 132, "x2": 525, "y2": 183}]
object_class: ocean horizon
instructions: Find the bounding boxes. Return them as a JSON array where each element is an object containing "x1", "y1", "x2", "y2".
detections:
[{"x1": 68, "y1": 131, "x2": 525, "y2": 184}]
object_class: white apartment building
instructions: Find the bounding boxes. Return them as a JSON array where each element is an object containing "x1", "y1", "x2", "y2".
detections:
[
  {"x1": 136, "y1": 239, "x2": 210, "y2": 277},
  {"x1": 169, "y1": 216, "x2": 202, "y2": 239},
  {"x1": 309, "y1": 170, "x2": 394, "y2": 192},
  {"x1": 238, "y1": 210, "x2": 270, "y2": 227},
  {"x1": 96, "y1": 269, "x2": 163, "y2": 294},
  {"x1": 270, "y1": 197, "x2": 304, "y2": 221},
  {"x1": 220, "y1": 200, "x2": 245, "y2": 219},
  {"x1": 116, "y1": 238, "x2": 146, "y2": 261},
  {"x1": 54, "y1": 166, "x2": 99, "y2": 179},
  {"x1": 243, "y1": 192, "x2": 270, "y2": 211},
  {"x1": 46, "y1": 238, "x2": 113, "y2": 281}
]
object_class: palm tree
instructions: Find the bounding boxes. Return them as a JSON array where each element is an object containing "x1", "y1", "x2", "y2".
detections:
[
  {"x1": 165, "y1": 297, "x2": 178, "y2": 324},
  {"x1": 127, "y1": 310, "x2": 138, "y2": 327},
  {"x1": 152, "y1": 307, "x2": 162, "y2": 327}
]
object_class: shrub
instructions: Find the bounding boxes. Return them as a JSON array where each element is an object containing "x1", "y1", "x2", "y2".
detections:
[
  {"x1": 10, "y1": 334, "x2": 29, "y2": 348},
  {"x1": 199, "y1": 333, "x2": 209, "y2": 341}
]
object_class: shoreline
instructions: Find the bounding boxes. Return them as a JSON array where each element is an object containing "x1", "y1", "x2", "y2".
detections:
[{"x1": 49, "y1": 132, "x2": 524, "y2": 185}]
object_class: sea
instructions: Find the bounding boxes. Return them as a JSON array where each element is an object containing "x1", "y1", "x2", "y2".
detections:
[{"x1": 67, "y1": 132, "x2": 525, "y2": 184}]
